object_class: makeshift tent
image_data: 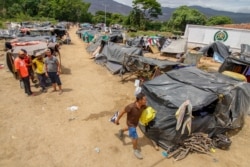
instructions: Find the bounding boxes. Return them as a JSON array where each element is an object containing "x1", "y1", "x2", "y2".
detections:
[
  {"x1": 109, "y1": 33, "x2": 123, "y2": 43},
  {"x1": 140, "y1": 67, "x2": 250, "y2": 150},
  {"x1": 126, "y1": 37, "x2": 141, "y2": 47},
  {"x1": 240, "y1": 44, "x2": 250, "y2": 62},
  {"x1": 81, "y1": 30, "x2": 99, "y2": 43},
  {"x1": 86, "y1": 36, "x2": 105, "y2": 53},
  {"x1": 11, "y1": 42, "x2": 48, "y2": 58},
  {"x1": 126, "y1": 36, "x2": 165, "y2": 50},
  {"x1": 87, "y1": 35, "x2": 185, "y2": 79},
  {"x1": 199, "y1": 41, "x2": 231, "y2": 63},
  {"x1": 0, "y1": 29, "x2": 18, "y2": 39},
  {"x1": 95, "y1": 42, "x2": 143, "y2": 74},
  {"x1": 5, "y1": 42, "x2": 48, "y2": 75},
  {"x1": 119, "y1": 55, "x2": 182, "y2": 81},
  {"x1": 219, "y1": 56, "x2": 250, "y2": 82},
  {"x1": 161, "y1": 38, "x2": 187, "y2": 54}
]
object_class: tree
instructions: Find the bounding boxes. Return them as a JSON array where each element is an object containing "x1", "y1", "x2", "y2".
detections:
[
  {"x1": 21, "y1": 0, "x2": 41, "y2": 16},
  {"x1": 2, "y1": 0, "x2": 92, "y2": 22},
  {"x1": 125, "y1": 7, "x2": 142, "y2": 29},
  {"x1": 92, "y1": 11, "x2": 112, "y2": 25},
  {"x1": 206, "y1": 16, "x2": 233, "y2": 26},
  {"x1": 6, "y1": 3, "x2": 23, "y2": 18},
  {"x1": 168, "y1": 6, "x2": 207, "y2": 31},
  {"x1": 129, "y1": 0, "x2": 162, "y2": 30},
  {"x1": 133, "y1": 0, "x2": 162, "y2": 19}
]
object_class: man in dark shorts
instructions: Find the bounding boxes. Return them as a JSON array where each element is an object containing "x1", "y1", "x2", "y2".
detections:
[
  {"x1": 44, "y1": 49, "x2": 63, "y2": 95},
  {"x1": 115, "y1": 92, "x2": 147, "y2": 159}
]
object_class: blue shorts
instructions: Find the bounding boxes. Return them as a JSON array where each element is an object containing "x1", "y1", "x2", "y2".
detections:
[
  {"x1": 48, "y1": 72, "x2": 62, "y2": 85},
  {"x1": 129, "y1": 127, "x2": 138, "y2": 139}
]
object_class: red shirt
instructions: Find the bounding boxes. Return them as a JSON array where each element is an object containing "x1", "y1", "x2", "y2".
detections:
[
  {"x1": 23, "y1": 55, "x2": 32, "y2": 69},
  {"x1": 14, "y1": 57, "x2": 29, "y2": 77}
]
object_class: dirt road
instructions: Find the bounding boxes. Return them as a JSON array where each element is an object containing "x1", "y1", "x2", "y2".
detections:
[{"x1": 0, "y1": 26, "x2": 250, "y2": 167}]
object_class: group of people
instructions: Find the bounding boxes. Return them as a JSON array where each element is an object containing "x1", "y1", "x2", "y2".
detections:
[
  {"x1": 14, "y1": 30, "x2": 152, "y2": 159},
  {"x1": 14, "y1": 48, "x2": 63, "y2": 96}
]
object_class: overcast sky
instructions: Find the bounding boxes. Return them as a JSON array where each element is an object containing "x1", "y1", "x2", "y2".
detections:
[{"x1": 113, "y1": 0, "x2": 250, "y2": 14}]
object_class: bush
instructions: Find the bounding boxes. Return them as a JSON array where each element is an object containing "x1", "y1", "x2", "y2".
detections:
[
  {"x1": 127, "y1": 30, "x2": 173, "y2": 38},
  {"x1": 0, "y1": 21, "x2": 4, "y2": 29}
]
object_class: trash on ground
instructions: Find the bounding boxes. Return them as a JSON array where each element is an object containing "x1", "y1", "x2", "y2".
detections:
[{"x1": 67, "y1": 106, "x2": 78, "y2": 112}]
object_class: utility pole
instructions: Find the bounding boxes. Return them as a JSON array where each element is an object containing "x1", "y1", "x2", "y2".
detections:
[{"x1": 105, "y1": 4, "x2": 106, "y2": 28}]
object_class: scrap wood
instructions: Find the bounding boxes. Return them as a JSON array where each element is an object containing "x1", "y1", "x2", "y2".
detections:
[
  {"x1": 174, "y1": 148, "x2": 190, "y2": 161},
  {"x1": 167, "y1": 132, "x2": 214, "y2": 161}
]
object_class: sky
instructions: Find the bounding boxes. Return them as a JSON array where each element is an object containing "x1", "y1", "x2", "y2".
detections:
[{"x1": 113, "y1": 0, "x2": 250, "y2": 14}]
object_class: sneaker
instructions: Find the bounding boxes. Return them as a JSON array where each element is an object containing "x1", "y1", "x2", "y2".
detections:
[
  {"x1": 118, "y1": 129, "x2": 124, "y2": 139},
  {"x1": 134, "y1": 149, "x2": 143, "y2": 159}
]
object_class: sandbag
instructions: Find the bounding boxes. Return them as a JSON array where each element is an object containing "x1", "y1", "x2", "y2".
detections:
[{"x1": 222, "y1": 71, "x2": 247, "y2": 81}]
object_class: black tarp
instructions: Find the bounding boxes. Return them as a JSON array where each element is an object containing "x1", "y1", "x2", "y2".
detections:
[
  {"x1": 95, "y1": 42, "x2": 143, "y2": 74},
  {"x1": 140, "y1": 67, "x2": 250, "y2": 150},
  {"x1": 199, "y1": 41, "x2": 230, "y2": 59},
  {"x1": 86, "y1": 37, "x2": 105, "y2": 53},
  {"x1": 219, "y1": 56, "x2": 250, "y2": 73},
  {"x1": 219, "y1": 55, "x2": 250, "y2": 83},
  {"x1": 94, "y1": 42, "x2": 182, "y2": 74}
]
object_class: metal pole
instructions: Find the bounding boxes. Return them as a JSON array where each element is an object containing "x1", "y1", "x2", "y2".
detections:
[{"x1": 105, "y1": 4, "x2": 106, "y2": 27}]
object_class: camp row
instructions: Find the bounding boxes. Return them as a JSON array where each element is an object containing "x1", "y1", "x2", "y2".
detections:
[
  {"x1": 79, "y1": 24, "x2": 250, "y2": 160},
  {"x1": 3, "y1": 22, "x2": 250, "y2": 160}
]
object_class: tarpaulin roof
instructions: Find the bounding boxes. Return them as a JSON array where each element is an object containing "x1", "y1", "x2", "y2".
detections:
[
  {"x1": 99, "y1": 42, "x2": 143, "y2": 64},
  {"x1": 94, "y1": 42, "x2": 143, "y2": 74},
  {"x1": 140, "y1": 67, "x2": 250, "y2": 149},
  {"x1": 161, "y1": 38, "x2": 187, "y2": 54},
  {"x1": 199, "y1": 41, "x2": 231, "y2": 59},
  {"x1": 12, "y1": 42, "x2": 48, "y2": 57},
  {"x1": 130, "y1": 56, "x2": 180, "y2": 69},
  {"x1": 219, "y1": 56, "x2": 250, "y2": 73}
]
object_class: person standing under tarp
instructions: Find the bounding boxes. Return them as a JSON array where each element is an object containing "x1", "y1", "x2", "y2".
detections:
[
  {"x1": 14, "y1": 50, "x2": 34, "y2": 96},
  {"x1": 115, "y1": 92, "x2": 147, "y2": 159}
]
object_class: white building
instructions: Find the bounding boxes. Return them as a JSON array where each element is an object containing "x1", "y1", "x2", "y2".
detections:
[{"x1": 184, "y1": 24, "x2": 250, "y2": 52}]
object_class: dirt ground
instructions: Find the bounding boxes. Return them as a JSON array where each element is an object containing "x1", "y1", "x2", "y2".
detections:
[{"x1": 0, "y1": 26, "x2": 250, "y2": 167}]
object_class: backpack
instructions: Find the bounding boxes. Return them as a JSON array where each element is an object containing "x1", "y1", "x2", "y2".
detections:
[{"x1": 139, "y1": 106, "x2": 156, "y2": 126}]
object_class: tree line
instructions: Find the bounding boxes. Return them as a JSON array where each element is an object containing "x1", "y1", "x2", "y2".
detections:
[{"x1": 0, "y1": 0, "x2": 233, "y2": 32}]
